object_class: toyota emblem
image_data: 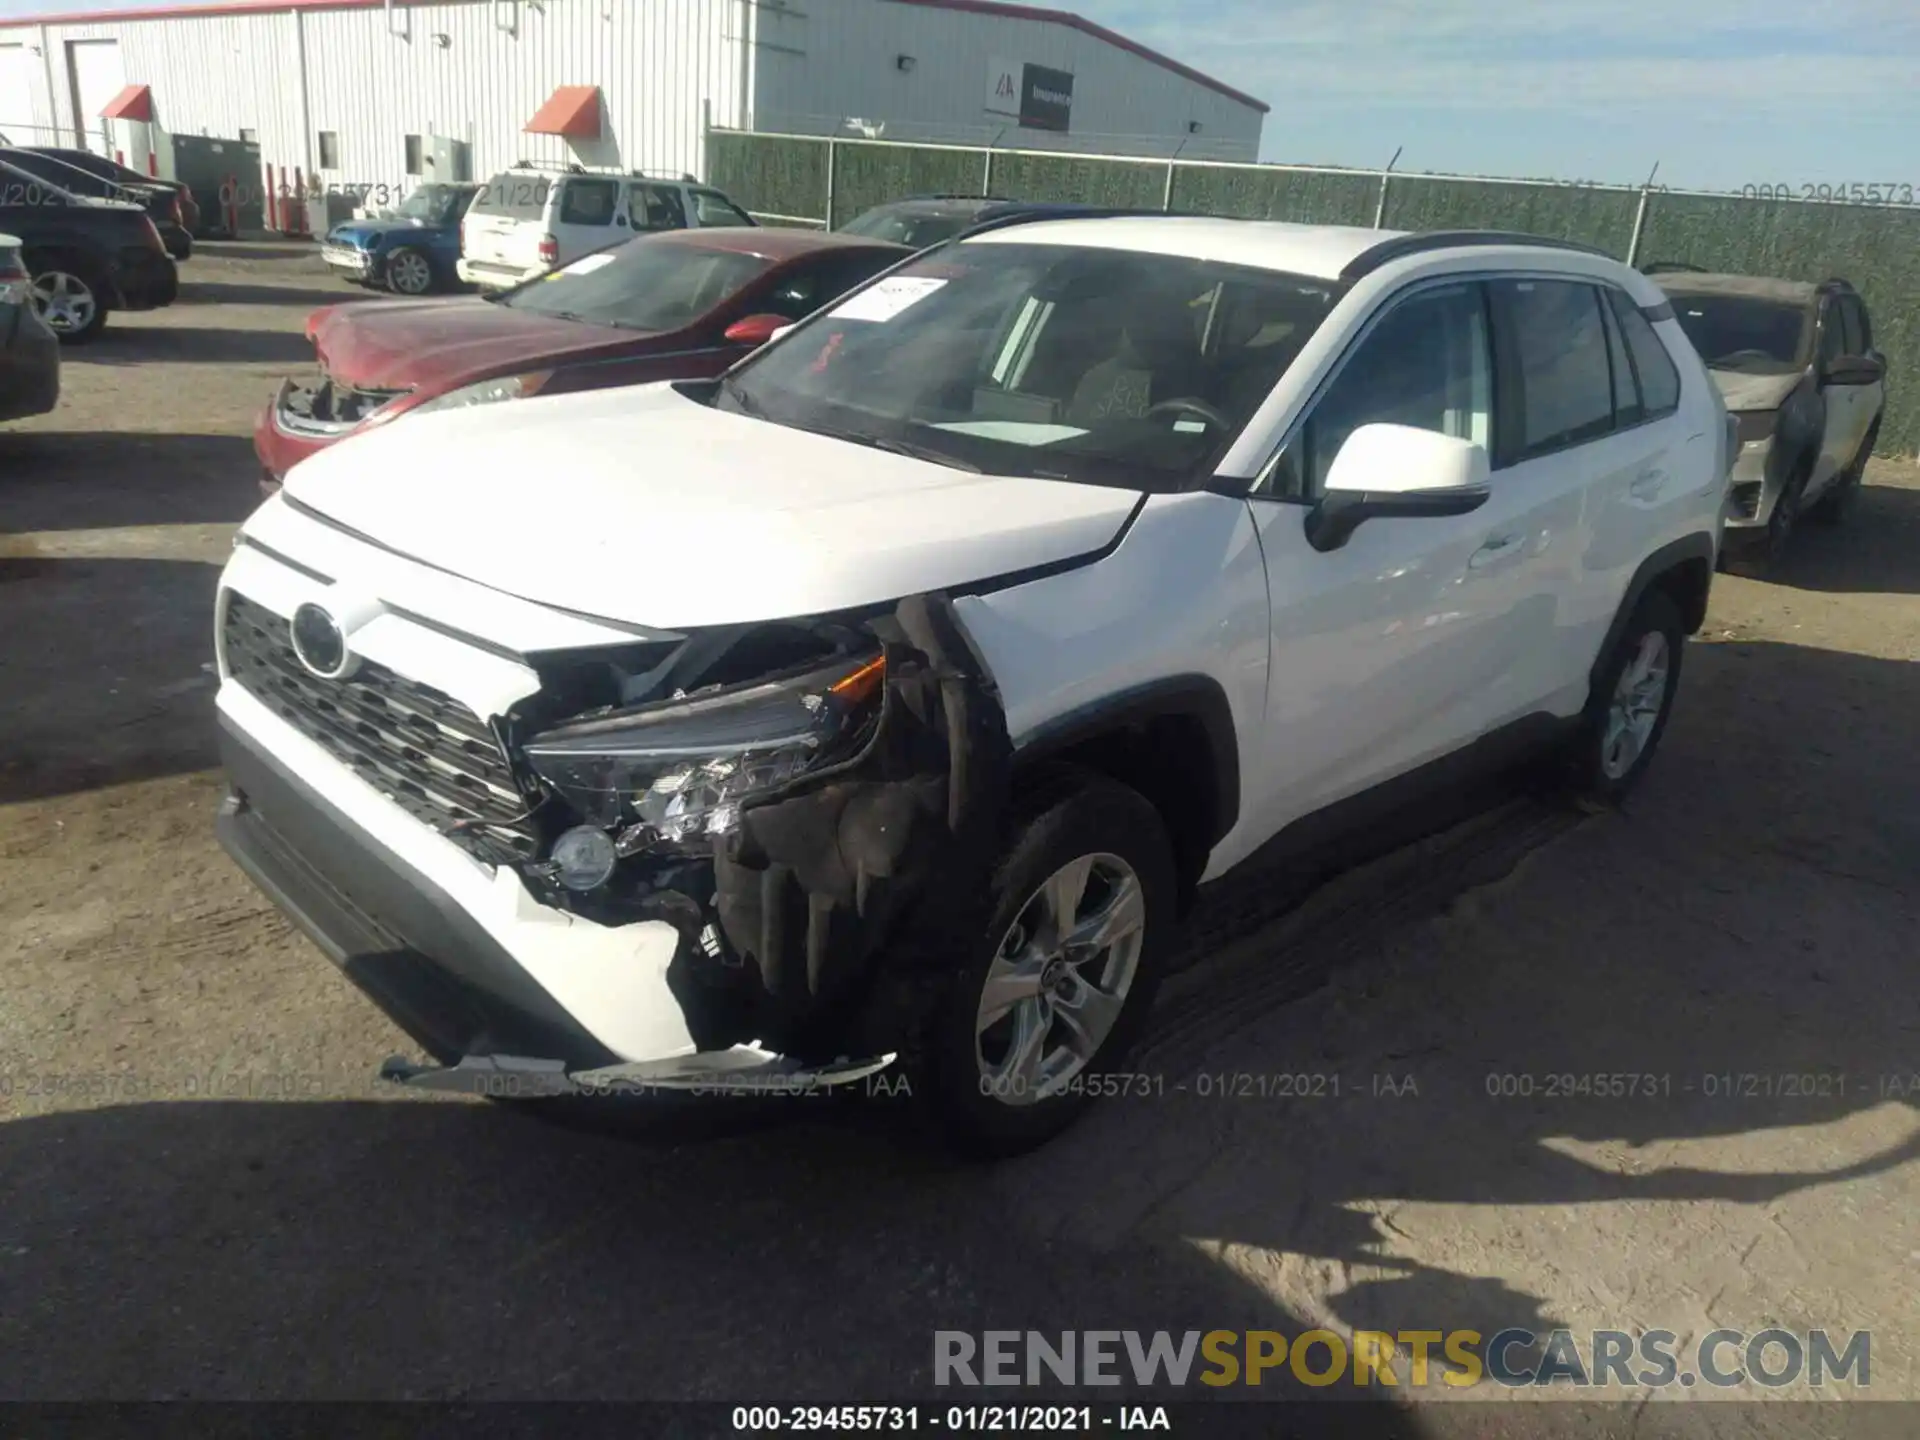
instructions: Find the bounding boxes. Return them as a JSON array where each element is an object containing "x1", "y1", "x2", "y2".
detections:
[{"x1": 290, "y1": 602, "x2": 356, "y2": 679}]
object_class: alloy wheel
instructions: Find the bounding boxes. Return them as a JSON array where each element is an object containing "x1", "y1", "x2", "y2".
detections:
[
  {"x1": 387, "y1": 250, "x2": 432, "y2": 295},
  {"x1": 31, "y1": 271, "x2": 97, "y2": 335},
  {"x1": 1600, "y1": 631, "x2": 1670, "y2": 780},
  {"x1": 974, "y1": 852, "x2": 1146, "y2": 1106}
]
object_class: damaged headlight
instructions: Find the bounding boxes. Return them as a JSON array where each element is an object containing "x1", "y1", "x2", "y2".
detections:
[
  {"x1": 522, "y1": 651, "x2": 886, "y2": 853},
  {"x1": 410, "y1": 370, "x2": 554, "y2": 416}
]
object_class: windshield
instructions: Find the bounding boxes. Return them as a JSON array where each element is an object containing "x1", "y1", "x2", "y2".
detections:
[
  {"x1": 839, "y1": 207, "x2": 978, "y2": 248},
  {"x1": 1668, "y1": 293, "x2": 1809, "y2": 373},
  {"x1": 499, "y1": 235, "x2": 771, "y2": 331},
  {"x1": 392, "y1": 183, "x2": 473, "y2": 225},
  {"x1": 717, "y1": 241, "x2": 1339, "y2": 488}
]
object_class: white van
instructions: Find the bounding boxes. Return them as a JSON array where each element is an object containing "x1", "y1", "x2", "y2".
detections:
[{"x1": 457, "y1": 166, "x2": 759, "y2": 291}]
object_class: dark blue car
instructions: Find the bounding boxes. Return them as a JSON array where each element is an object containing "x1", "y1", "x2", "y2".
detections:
[{"x1": 319, "y1": 182, "x2": 480, "y2": 296}]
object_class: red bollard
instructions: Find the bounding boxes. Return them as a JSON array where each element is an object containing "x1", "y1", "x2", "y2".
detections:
[
  {"x1": 225, "y1": 172, "x2": 240, "y2": 235},
  {"x1": 147, "y1": 151, "x2": 157, "y2": 177},
  {"x1": 291, "y1": 167, "x2": 307, "y2": 235},
  {"x1": 115, "y1": 148, "x2": 125, "y2": 165}
]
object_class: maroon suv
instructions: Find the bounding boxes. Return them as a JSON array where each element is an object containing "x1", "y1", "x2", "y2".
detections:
[{"x1": 254, "y1": 227, "x2": 909, "y2": 490}]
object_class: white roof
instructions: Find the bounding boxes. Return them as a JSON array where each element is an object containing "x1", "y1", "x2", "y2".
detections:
[{"x1": 965, "y1": 216, "x2": 1407, "y2": 281}]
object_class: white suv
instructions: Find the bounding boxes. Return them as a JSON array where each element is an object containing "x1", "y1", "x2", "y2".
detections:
[
  {"x1": 214, "y1": 217, "x2": 1730, "y2": 1155},
  {"x1": 456, "y1": 167, "x2": 758, "y2": 291}
]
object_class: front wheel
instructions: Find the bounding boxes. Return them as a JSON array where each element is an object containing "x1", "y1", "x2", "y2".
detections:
[
  {"x1": 922, "y1": 770, "x2": 1178, "y2": 1158},
  {"x1": 383, "y1": 246, "x2": 435, "y2": 296},
  {"x1": 1562, "y1": 590, "x2": 1684, "y2": 805}
]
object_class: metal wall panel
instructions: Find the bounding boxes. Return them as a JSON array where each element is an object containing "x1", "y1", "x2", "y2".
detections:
[{"x1": 747, "y1": 0, "x2": 1264, "y2": 160}]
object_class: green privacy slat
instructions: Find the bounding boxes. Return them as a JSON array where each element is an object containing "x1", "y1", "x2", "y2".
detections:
[{"x1": 706, "y1": 128, "x2": 1920, "y2": 455}]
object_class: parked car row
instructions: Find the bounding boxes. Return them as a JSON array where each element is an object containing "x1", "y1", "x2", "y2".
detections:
[
  {"x1": 0, "y1": 153, "x2": 180, "y2": 343},
  {"x1": 316, "y1": 165, "x2": 764, "y2": 298},
  {"x1": 218, "y1": 213, "x2": 1757, "y2": 1157},
  {"x1": 0, "y1": 232, "x2": 60, "y2": 421}
]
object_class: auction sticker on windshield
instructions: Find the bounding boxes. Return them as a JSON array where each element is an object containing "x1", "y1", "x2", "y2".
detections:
[
  {"x1": 552, "y1": 253, "x2": 618, "y2": 279},
  {"x1": 831, "y1": 275, "x2": 947, "y2": 323}
]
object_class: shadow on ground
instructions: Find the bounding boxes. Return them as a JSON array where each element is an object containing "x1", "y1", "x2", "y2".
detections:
[
  {"x1": 177, "y1": 278, "x2": 367, "y2": 310},
  {"x1": 60, "y1": 326, "x2": 314, "y2": 367},
  {"x1": 0, "y1": 556, "x2": 220, "y2": 804},
  {"x1": 0, "y1": 432, "x2": 259, "y2": 533},
  {"x1": 0, "y1": 640, "x2": 1912, "y2": 1433},
  {"x1": 1764, "y1": 472, "x2": 1920, "y2": 595}
]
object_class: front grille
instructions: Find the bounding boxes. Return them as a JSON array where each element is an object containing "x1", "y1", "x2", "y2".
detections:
[{"x1": 222, "y1": 593, "x2": 540, "y2": 862}]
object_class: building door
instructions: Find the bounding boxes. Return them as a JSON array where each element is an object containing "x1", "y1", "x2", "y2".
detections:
[
  {"x1": 65, "y1": 39, "x2": 124, "y2": 152},
  {"x1": 0, "y1": 45, "x2": 37, "y2": 142}
]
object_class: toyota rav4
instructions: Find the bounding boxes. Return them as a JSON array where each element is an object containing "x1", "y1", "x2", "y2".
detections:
[{"x1": 213, "y1": 218, "x2": 1730, "y2": 1155}]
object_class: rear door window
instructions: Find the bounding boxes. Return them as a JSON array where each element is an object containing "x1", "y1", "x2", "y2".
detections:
[
  {"x1": 471, "y1": 172, "x2": 553, "y2": 221},
  {"x1": 1606, "y1": 290, "x2": 1681, "y2": 419},
  {"x1": 1494, "y1": 279, "x2": 1616, "y2": 459},
  {"x1": 558, "y1": 177, "x2": 617, "y2": 227},
  {"x1": 1836, "y1": 295, "x2": 1865, "y2": 355},
  {"x1": 630, "y1": 183, "x2": 687, "y2": 232},
  {"x1": 691, "y1": 189, "x2": 754, "y2": 227},
  {"x1": 1599, "y1": 290, "x2": 1644, "y2": 427}
]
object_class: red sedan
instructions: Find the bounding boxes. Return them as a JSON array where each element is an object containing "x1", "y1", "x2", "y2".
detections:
[{"x1": 254, "y1": 227, "x2": 910, "y2": 490}]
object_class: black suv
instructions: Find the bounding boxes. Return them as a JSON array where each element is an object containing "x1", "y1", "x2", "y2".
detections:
[
  {"x1": 0, "y1": 156, "x2": 179, "y2": 342},
  {"x1": 1, "y1": 147, "x2": 193, "y2": 261}
]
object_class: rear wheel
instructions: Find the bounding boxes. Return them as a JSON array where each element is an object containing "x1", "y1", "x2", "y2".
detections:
[
  {"x1": 922, "y1": 770, "x2": 1177, "y2": 1158},
  {"x1": 1562, "y1": 590, "x2": 1684, "y2": 805},
  {"x1": 28, "y1": 262, "x2": 108, "y2": 342},
  {"x1": 384, "y1": 246, "x2": 435, "y2": 296}
]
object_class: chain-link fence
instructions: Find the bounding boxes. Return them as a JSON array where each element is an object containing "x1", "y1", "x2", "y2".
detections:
[{"x1": 707, "y1": 127, "x2": 1920, "y2": 457}]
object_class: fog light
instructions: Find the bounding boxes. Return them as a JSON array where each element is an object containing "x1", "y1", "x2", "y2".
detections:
[{"x1": 550, "y1": 825, "x2": 617, "y2": 892}]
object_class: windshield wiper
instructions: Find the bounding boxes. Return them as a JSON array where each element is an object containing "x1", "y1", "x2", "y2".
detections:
[{"x1": 826, "y1": 429, "x2": 981, "y2": 473}]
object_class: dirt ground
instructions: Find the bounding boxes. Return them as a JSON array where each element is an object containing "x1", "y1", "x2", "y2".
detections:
[{"x1": 1, "y1": 245, "x2": 1917, "y2": 1430}]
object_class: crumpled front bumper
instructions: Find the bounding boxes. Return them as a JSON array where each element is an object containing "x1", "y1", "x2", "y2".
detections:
[{"x1": 214, "y1": 684, "x2": 915, "y2": 1099}]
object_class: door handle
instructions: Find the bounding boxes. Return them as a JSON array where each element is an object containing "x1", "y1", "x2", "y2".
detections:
[
  {"x1": 1469, "y1": 531, "x2": 1522, "y2": 568},
  {"x1": 1631, "y1": 468, "x2": 1668, "y2": 500}
]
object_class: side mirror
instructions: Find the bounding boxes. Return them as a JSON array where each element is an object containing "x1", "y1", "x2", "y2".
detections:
[
  {"x1": 724, "y1": 313, "x2": 793, "y2": 347},
  {"x1": 1305, "y1": 423, "x2": 1492, "y2": 553},
  {"x1": 1822, "y1": 353, "x2": 1885, "y2": 387}
]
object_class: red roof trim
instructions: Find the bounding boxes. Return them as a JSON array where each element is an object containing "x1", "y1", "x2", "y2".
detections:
[
  {"x1": 0, "y1": 0, "x2": 1268, "y2": 117},
  {"x1": 881, "y1": 0, "x2": 1269, "y2": 114},
  {"x1": 99, "y1": 82, "x2": 154, "y2": 120},
  {"x1": 525, "y1": 84, "x2": 602, "y2": 139}
]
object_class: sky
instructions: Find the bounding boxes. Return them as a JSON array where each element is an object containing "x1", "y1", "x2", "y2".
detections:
[{"x1": 2, "y1": 0, "x2": 1918, "y2": 190}]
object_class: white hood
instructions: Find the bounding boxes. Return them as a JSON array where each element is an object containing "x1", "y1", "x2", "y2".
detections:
[{"x1": 278, "y1": 383, "x2": 1143, "y2": 632}]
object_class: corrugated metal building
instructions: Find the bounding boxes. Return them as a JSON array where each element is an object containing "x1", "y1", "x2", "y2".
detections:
[{"x1": 0, "y1": 0, "x2": 1265, "y2": 209}]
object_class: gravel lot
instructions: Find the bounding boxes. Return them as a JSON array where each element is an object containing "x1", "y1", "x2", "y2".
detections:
[{"x1": 2, "y1": 245, "x2": 1917, "y2": 1429}]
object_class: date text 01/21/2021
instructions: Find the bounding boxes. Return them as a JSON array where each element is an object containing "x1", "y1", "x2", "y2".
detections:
[{"x1": 731, "y1": 1406, "x2": 1171, "y2": 1432}]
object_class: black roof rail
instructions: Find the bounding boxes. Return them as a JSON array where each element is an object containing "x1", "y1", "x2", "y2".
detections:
[
  {"x1": 1640, "y1": 261, "x2": 1707, "y2": 275},
  {"x1": 1816, "y1": 275, "x2": 1857, "y2": 292},
  {"x1": 1341, "y1": 229, "x2": 1617, "y2": 281}
]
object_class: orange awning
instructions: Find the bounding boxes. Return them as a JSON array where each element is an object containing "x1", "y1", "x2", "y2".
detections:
[
  {"x1": 100, "y1": 84, "x2": 154, "y2": 122},
  {"x1": 525, "y1": 85, "x2": 601, "y2": 139}
]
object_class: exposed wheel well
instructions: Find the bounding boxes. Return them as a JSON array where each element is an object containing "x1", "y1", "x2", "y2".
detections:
[
  {"x1": 1015, "y1": 712, "x2": 1223, "y2": 914},
  {"x1": 1649, "y1": 554, "x2": 1713, "y2": 635}
]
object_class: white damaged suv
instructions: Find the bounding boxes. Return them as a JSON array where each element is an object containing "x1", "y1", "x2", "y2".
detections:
[{"x1": 214, "y1": 216, "x2": 1730, "y2": 1154}]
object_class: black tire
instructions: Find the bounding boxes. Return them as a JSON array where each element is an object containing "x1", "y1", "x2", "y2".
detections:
[
  {"x1": 1562, "y1": 589, "x2": 1685, "y2": 805},
  {"x1": 25, "y1": 254, "x2": 109, "y2": 343},
  {"x1": 382, "y1": 245, "x2": 436, "y2": 296},
  {"x1": 1806, "y1": 416, "x2": 1878, "y2": 527},
  {"x1": 919, "y1": 768, "x2": 1179, "y2": 1159},
  {"x1": 1723, "y1": 458, "x2": 1806, "y2": 578}
]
